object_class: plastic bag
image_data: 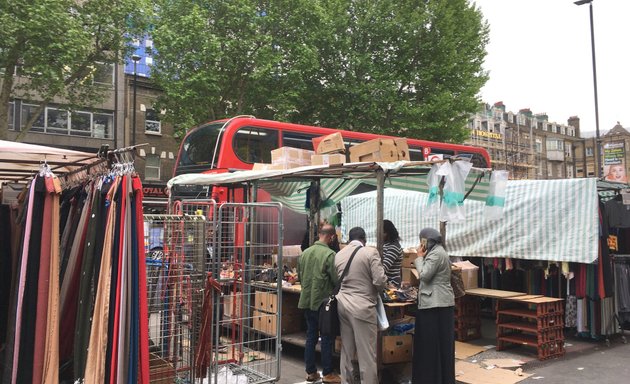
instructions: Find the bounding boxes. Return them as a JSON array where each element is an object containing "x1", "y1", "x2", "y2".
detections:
[
  {"x1": 439, "y1": 161, "x2": 473, "y2": 223},
  {"x1": 377, "y1": 296, "x2": 389, "y2": 331},
  {"x1": 210, "y1": 366, "x2": 248, "y2": 384},
  {"x1": 484, "y1": 170, "x2": 508, "y2": 221}
]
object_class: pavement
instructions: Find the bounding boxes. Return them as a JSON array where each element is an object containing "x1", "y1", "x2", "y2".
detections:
[{"x1": 276, "y1": 317, "x2": 629, "y2": 384}]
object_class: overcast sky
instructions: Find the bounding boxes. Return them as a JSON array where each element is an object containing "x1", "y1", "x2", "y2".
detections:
[{"x1": 474, "y1": 0, "x2": 629, "y2": 135}]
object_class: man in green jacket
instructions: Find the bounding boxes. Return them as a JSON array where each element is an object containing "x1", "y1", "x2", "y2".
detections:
[{"x1": 298, "y1": 224, "x2": 341, "y2": 383}]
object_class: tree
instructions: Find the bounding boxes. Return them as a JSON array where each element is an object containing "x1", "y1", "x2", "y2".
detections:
[
  {"x1": 150, "y1": 0, "x2": 326, "y2": 133},
  {"x1": 0, "y1": 0, "x2": 151, "y2": 140},
  {"x1": 152, "y1": 0, "x2": 488, "y2": 143}
]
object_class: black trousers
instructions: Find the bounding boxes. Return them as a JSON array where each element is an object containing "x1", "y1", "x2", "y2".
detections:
[{"x1": 412, "y1": 306, "x2": 455, "y2": 384}]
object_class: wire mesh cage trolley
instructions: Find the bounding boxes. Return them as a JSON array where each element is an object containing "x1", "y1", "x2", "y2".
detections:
[
  {"x1": 144, "y1": 212, "x2": 209, "y2": 383},
  {"x1": 205, "y1": 202, "x2": 284, "y2": 384}
]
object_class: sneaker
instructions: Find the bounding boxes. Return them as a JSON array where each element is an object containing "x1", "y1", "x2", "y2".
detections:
[
  {"x1": 306, "y1": 372, "x2": 321, "y2": 382},
  {"x1": 322, "y1": 373, "x2": 341, "y2": 384}
]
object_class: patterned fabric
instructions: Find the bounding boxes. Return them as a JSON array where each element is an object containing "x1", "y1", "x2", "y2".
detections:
[{"x1": 565, "y1": 295, "x2": 577, "y2": 328}]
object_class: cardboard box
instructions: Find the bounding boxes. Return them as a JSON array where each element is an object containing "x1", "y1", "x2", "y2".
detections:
[
  {"x1": 382, "y1": 335, "x2": 413, "y2": 364},
  {"x1": 254, "y1": 291, "x2": 268, "y2": 312},
  {"x1": 271, "y1": 147, "x2": 314, "y2": 167},
  {"x1": 266, "y1": 292, "x2": 301, "y2": 315},
  {"x1": 401, "y1": 267, "x2": 419, "y2": 286},
  {"x1": 311, "y1": 153, "x2": 346, "y2": 166},
  {"x1": 452, "y1": 261, "x2": 479, "y2": 290},
  {"x1": 401, "y1": 249, "x2": 418, "y2": 268},
  {"x1": 349, "y1": 139, "x2": 399, "y2": 163},
  {"x1": 394, "y1": 138, "x2": 410, "y2": 161},
  {"x1": 265, "y1": 313, "x2": 304, "y2": 335},
  {"x1": 313, "y1": 132, "x2": 345, "y2": 154}
]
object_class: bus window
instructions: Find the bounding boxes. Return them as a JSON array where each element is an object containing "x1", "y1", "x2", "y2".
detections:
[
  {"x1": 461, "y1": 152, "x2": 489, "y2": 168},
  {"x1": 431, "y1": 148, "x2": 455, "y2": 157},
  {"x1": 282, "y1": 132, "x2": 316, "y2": 150},
  {"x1": 233, "y1": 126, "x2": 279, "y2": 163},
  {"x1": 176, "y1": 122, "x2": 223, "y2": 174},
  {"x1": 409, "y1": 146, "x2": 424, "y2": 161}
]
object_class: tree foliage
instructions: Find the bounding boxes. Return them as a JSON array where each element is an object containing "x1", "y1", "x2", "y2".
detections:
[
  {"x1": 152, "y1": 0, "x2": 488, "y2": 143},
  {"x1": 0, "y1": 0, "x2": 151, "y2": 140}
]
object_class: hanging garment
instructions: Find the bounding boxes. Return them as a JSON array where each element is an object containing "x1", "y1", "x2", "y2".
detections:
[
  {"x1": 6, "y1": 178, "x2": 35, "y2": 384},
  {"x1": 133, "y1": 176, "x2": 150, "y2": 384},
  {"x1": 74, "y1": 181, "x2": 105, "y2": 379},
  {"x1": 31, "y1": 176, "x2": 54, "y2": 384},
  {"x1": 41, "y1": 177, "x2": 61, "y2": 384},
  {"x1": 84, "y1": 177, "x2": 118, "y2": 384},
  {"x1": 16, "y1": 176, "x2": 47, "y2": 384}
]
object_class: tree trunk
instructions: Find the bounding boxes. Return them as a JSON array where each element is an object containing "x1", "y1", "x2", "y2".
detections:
[
  {"x1": 15, "y1": 102, "x2": 48, "y2": 142},
  {"x1": 0, "y1": 70, "x2": 15, "y2": 141}
]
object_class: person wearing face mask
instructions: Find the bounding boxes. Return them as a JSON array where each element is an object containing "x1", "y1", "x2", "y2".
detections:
[
  {"x1": 297, "y1": 224, "x2": 342, "y2": 383},
  {"x1": 413, "y1": 227, "x2": 455, "y2": 384}
]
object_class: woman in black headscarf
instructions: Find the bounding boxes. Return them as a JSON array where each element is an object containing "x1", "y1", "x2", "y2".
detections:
[{"x1": 412, "y1": 227, "x2": 454, "y2": 384}]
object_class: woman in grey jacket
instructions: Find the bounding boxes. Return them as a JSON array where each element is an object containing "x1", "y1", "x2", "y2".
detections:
[{"x1": 413, "y1": 227, "x2": 455, "y2": 384}]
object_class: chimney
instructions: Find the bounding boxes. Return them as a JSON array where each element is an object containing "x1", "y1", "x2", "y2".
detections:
[{"x1": 568, "y1": 116, "x2": 580, "y2": 137}]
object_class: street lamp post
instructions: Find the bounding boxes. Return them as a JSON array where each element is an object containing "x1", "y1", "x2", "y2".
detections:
[
  {"x1": 575, "y1": 0, "x2": 602, "y2": 178},
  {"x1": 131, "y1": 54, "x2": 141, "y2": 147}
]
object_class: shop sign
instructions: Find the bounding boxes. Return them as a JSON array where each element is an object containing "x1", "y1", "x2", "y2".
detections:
[
  {"x1": 473, "y1": 129, "x2": 502, "y2": 140},
  {"x1": 143, "y1": 183, "x2": 168, "y2": 198}
]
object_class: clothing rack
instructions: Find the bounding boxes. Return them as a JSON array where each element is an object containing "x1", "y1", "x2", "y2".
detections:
[{"x1": 612, "y1": 254, "x2": 630, "y2": 343}]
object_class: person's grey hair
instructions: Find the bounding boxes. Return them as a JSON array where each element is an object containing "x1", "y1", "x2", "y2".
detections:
[
  {"x1": 348, "y1": 227, "x2": 366, "y2": 242},
  {"x1": 419, "y1": 227, "x2": 442, "y2": 252}
]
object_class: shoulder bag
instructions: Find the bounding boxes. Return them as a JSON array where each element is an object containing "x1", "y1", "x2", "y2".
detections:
[
  {"x1": 318, "y1": 246, "x2": 361, "y2": 337},
  {"x1": 450, "y1": 264, "x2": 466, "y2": 299}
]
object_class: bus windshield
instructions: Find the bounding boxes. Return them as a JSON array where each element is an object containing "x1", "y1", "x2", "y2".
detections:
[{"x1": 176, "y1": 122, "x2": 224, "y2": 175}]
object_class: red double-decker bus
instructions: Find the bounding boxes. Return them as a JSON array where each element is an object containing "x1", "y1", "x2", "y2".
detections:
[
  {"x1": 174, "y1": 116, "x2": 491, "y2": 176},
  {"x1": 172, "y1": 116, "x2": 491, "y2": 244}
]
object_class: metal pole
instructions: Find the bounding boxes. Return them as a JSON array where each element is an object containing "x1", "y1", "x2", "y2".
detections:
[
  {"x1": 132, "y1": 62, "x2": 138, "y2": 147},
  {"x1": 588, "y1": 2, "x2": 602, "y2": 178},
  {"x1": 576, "y1": 0, "x2": 602, "y2": 177},
  {"x1": 376, "y1": 169, "x2": 384, "y2": 254}
]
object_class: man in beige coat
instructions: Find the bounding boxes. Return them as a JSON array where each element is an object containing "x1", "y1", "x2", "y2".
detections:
[{"x1": 335, "y1": 227, "x2": 387, "y2": 384}]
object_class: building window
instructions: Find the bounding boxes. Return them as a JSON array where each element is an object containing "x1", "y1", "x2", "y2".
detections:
[
  {"x1": 145, "y1": 109, "x2": 161, "y2": 134},
  {"x1": 71, "y1": 111, "x2": 92, "y2": 137},
  {"x1": 93, "y1": 62, "x2": 114, "y2": 86},
  {"x1": 46, "y1": 107, "x2": 69, "y2": 134},
  {"x1": 566, "y1": 165, "x2": 574, "y2": 178},
  {"x1": 145, "y1": 154, "x2": 161, "y2": 180},
  {"x1": 93, "y1": 113, "x2": 113, "y2": 139},
  {"x1": 21, "y1": 104, "x2": 45, "y2": 132},
  {"x1": 8, "y1": 102, "x2": 15, "y2": 131},
  {"x1": 535, "y1": 139, "x2": 542, "y2": 153},
  {"x1": 20, "y1": 103, "x2": 113, "y2": 138},
  {"x1": 546, "y1": 139, "x2": 564, "y2": 151},
  {"x1": 586, "y1": 147, "x2": 593, "y2": 157}
]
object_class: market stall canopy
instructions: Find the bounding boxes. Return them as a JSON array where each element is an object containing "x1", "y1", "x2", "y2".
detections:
[
  {"x1": 168, "y1": 161, "x2": 493, "y2": 213},
  {"x1": 342, "y1": 178, "x2": 599, "y2": 264},
  {"x1": 0, "y1": 139, "x2": 100, "y2": 184}
]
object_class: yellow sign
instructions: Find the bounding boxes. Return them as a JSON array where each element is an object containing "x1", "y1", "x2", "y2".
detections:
[{"x1": 473, "y1": 129, "x2": 502, "y2": 140}]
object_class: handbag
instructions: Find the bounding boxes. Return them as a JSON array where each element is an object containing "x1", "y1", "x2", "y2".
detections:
[
  {"x1": 450, "y1": 264, "x2": 466, "y2": 299},
  {"x1": 318, "y1": 246, "x2": 361, "y2": 337}
]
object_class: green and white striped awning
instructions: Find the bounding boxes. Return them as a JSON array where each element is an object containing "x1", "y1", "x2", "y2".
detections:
[{"x1": 341, "y1": 178, "x2": 599, "y2": 263}]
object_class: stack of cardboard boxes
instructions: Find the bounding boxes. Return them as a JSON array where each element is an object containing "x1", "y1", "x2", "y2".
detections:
[
  {"x1": 251, "y1": 290, "x2": 304, "y2": 335},
  {"x1": 311, "y1": 132, "x2": 346, "y2": 165},
  {"x1": 253, "y1": 132, "x2": 411, "y2": 170}
]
